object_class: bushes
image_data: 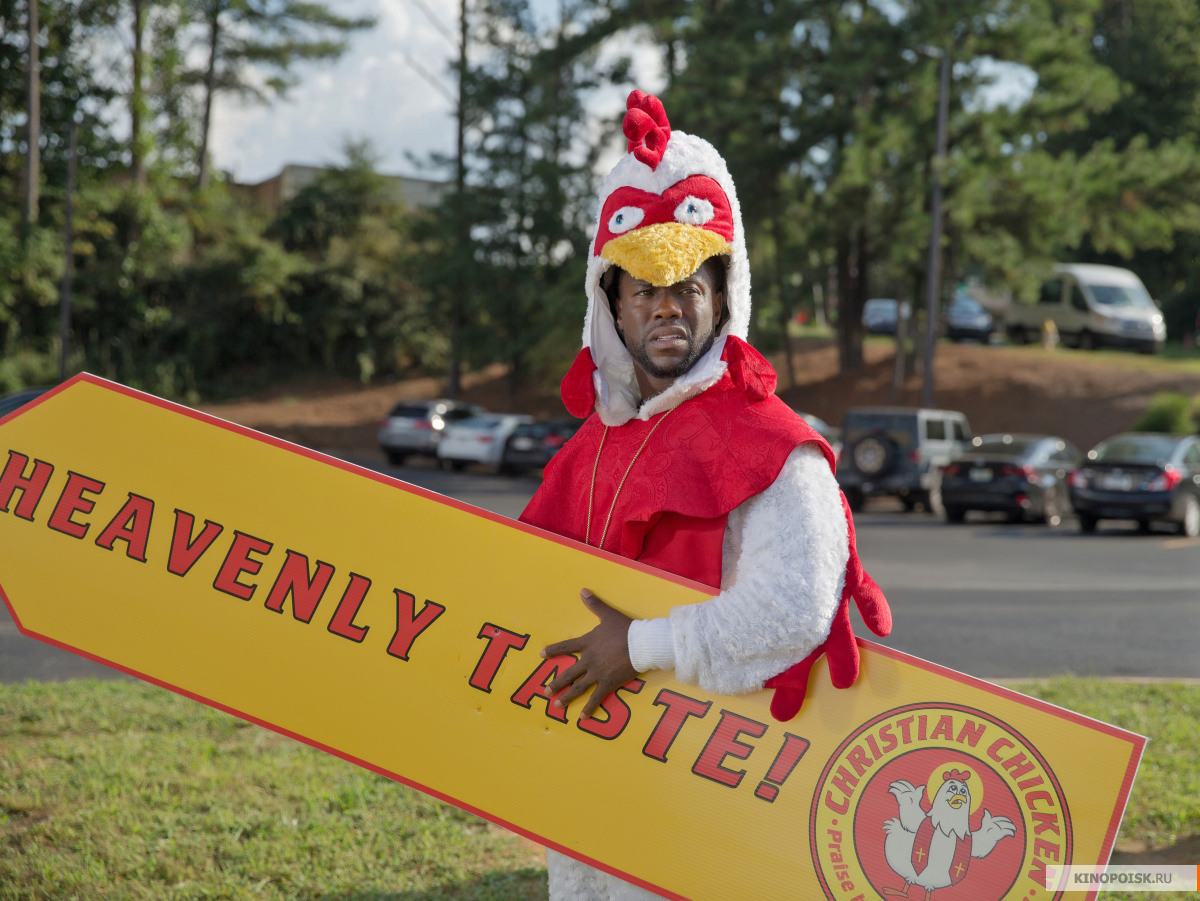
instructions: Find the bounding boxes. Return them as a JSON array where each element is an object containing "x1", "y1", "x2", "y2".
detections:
[{"x1": 1132, "y1": 391, "x2": 1200, "y2": 434}]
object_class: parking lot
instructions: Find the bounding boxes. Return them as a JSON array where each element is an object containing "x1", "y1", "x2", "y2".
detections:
[
  {"x1": 352, "y1": 460, "x2": 1200, "y2": 681},
  {"x1": 10, "y1": 456, "x2": 1195, "y2": 684}
]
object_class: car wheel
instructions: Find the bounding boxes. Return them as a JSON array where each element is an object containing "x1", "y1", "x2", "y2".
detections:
[
  {"x1": 385, "y1": 450, "x2": 407, "y2": 466},
  {"x1": 944, "y1": 505, "x2": 966, "y2": 524},
  {"x1": 1042, "y1": 487, "x2": 1065, "y2": 527},
  {"x1": 843, "y1": 487, "x2": 865, "y2": 512},
  {"x1": 1179, "y1": 495, "x2": 1200, "y2": 538},
  {"x1": 850, "y1": 436, "x2": 895, "y2": 477},
  {"x1": 908, "y1": 489, "x2": 938, "y2": 514},
  {"x1": 450, "y1": 460, "x2": 468, "y2": 472},
  {"x1": 1137, "y1": 518, "x2": 1153, "y2": 534},
  {"x1": 925, "y1": 477, "x2": 944, "y2": 515},
  {"x1": 1008, "y1": 326, "x2": 1028, "y2": 345},
  {"x1": 1079, "y1": 513, "x2": 1098, "y2": 533},
  {"x1": 1078, "y1": 330, "x2": 1096, "y2": 351}
]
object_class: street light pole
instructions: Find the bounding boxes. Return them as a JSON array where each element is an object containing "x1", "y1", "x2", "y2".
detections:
[{"x1": 921, "y1": 48, "x2": 950, "y2": 409}]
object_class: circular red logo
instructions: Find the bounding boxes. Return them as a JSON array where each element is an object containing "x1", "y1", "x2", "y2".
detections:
[{"x1": 810, "y1": 703, "x2": 1072, "y2": 900}]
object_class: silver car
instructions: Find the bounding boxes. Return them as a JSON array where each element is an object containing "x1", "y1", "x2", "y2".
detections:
[
  {"x1": 378, "y1": 399, "x2": 486, "y2": 466},
  {"x1": 862, "y1": 298, "x2": 899, "y2": 335},
  {"x1": 436, "y1": 414, "x2": 534, "y2": 471}
]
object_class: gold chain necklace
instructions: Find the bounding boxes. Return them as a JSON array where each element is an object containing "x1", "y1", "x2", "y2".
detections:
[{"x1": 586, "y1": 409, "x2": 673, "y2": 549}]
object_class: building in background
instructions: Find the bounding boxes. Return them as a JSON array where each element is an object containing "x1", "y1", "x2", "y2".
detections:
[{"x1": 230, "y1": 164, "x2": 448, "y2": 214}]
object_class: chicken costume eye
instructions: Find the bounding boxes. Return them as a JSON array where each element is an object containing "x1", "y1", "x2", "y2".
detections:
[
  {"x1": 674, "y1": 196, "x2": 714, "y2": 226},
  {"x1": 607, "y1": 206, "x2": 645, "y2": 234}
]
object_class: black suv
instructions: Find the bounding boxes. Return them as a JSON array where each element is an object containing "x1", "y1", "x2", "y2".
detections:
[{"x1": 836, "y1": 407, "x2": 972, "y2": 512}]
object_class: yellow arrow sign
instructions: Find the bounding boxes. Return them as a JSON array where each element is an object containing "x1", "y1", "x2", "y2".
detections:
[{"x1": 0, "y1": 375, "x2": 1143, "y2": 900}]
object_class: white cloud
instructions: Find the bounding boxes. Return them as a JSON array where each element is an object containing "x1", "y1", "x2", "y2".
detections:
[
  {"x1": 209, "y1": 0, "x2": 458, "y2": 184},
  {"x1": 207, "y1": 0, "x2": 671, "y2": 185}
]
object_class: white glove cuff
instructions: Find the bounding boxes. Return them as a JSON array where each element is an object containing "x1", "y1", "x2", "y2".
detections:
[{"x1": 627, "y1": 617, "x2": 676, "y2": 673}]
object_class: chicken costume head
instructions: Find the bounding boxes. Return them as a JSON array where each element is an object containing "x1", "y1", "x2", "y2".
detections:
[
  {"x1": 929, "y1": 769, "x2": 973, "y2": 840},
  {"x1": 566, "y1": 90, "x2": 752, "y2": 426}
]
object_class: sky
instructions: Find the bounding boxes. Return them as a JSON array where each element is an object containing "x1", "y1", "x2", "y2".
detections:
[
  {"x1": 205, "y1": 1, "x2": 1030, "y2": 188},
  {"x1": 209, "y1": 0, "x2": 463, "y2": 185},
  {"x1": 207, "y1": 0, "x2": 621, "y2": 186}
]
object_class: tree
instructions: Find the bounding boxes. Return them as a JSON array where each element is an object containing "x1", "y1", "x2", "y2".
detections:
[
  {"x1": 1049, "y1": 0, "x2": 1200, "y2": 338},
  {"x1": 0, "y1": 0, "x2": 121, "y2": 195},
  {"x1": 128, "y1": 0, "x2": 149, "y2": 187},
  {"x1": 188, "y1": 0, "x2": 373, "y2": 189},
  {"x1": 272, "y1": 142, "x2": 440, "y2": 380},
  {"x1": 646, "y1": 0, "x2": 810, "y2": 381},
  {"x1": 607, "y1": 0, "x2": 1163, "y2": 374},
  {"x1": 22, "y1": 0, "x2": 39, "y2": 232},
  {"x1": 0, "y1": 0, "x2": 121, "y2": 369},
  {"x1": 445, "y1": 0, "x2": 611, "y2": 400}
]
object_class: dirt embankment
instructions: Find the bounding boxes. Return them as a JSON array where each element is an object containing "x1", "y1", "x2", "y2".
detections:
[{"x1": 202, "y1": 341, "x2": 1200, "y2": 455}]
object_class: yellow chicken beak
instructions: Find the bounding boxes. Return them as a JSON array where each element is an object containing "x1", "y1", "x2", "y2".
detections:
[{"x1": 601, "y1": 222, "x2": 732, "y2": 287}]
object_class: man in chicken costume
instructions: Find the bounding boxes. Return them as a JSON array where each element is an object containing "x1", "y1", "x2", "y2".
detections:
[{"x1": 519, "y1": 90, "x2": 891, "y2": 899}]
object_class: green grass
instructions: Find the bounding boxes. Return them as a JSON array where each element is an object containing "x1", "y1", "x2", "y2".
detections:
[
  {"x1": 1008, "y1": 678, "x2": 1198, "y2": 901},
  {"x1": 0, "y1": 680, "x2": 545, "y2": 900},
  {"x1": 1012, "y1": 678, "x2": 1199, "y2": 847},
  {"x1": 976, "y1": 340, "x2": 1200, "y2": 375},
  {"x1": 1, "y1": 678, "x2": 1195, "y2": 899}
]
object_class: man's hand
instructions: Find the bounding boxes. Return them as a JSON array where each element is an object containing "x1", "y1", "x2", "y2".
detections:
[{"x1": 542, "y1": 589, "x2": 639, "y2": 719}]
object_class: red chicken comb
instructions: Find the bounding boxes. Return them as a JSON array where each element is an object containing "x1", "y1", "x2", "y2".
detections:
[
  {"x1": 943, "y1": 769, "x2": 971, "y2": 783},
  {"x1": 624, "y1": 90, "x2": 672, "y2": 170}
]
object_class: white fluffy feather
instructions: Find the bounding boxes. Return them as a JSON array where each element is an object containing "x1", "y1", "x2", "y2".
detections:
[{"x1": 669, "y1": 444, "x2": 847, "y2": 694}]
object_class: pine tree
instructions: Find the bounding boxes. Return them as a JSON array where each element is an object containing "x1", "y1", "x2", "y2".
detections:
[{"x1": 187, "y1": 0, "x2": 373, "y2": 188}]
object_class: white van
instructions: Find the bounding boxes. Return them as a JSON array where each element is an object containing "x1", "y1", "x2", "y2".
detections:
[{"x1": 1006, "y1": 263, "x2": 1166, "y2": 353}]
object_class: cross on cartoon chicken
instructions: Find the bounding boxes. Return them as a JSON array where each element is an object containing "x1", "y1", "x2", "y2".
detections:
[{"x1": 881, "y1": 768, "x2": 1017, "y2": 899}]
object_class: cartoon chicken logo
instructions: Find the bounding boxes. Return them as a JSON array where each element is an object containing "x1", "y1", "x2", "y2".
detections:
[{"x1": 881, "y1": 768, "x2": 1017, "y2": 900}]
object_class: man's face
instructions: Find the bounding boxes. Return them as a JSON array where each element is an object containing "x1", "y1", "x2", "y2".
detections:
[{"x1": 614, "y1": 262, "x2": 725, "y2": 399}]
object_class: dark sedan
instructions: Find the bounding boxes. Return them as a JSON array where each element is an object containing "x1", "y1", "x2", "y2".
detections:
[
  {"x1": 499, "y1": 419, "x2": 582, "y2": 475},
  {"x1": 1068, "y1": 432, "x2": 1200, "y2": 536},
  {"x1": 941, "y1": 434, "x2": 1081, "y2": 525},
  {"x1": 943, "y1": 294, "x2": 994, "y2": 343},
  {"x1": 0, "y1": 386, "x2": 51, "y2": 419}
]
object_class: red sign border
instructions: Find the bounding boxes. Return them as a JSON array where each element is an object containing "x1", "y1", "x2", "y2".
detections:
[{"x1": 0, "y1": 372, "x2": 1147, "y2": 900}]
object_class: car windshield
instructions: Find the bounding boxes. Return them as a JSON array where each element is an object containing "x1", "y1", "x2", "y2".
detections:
[
  {"x1": 1088, "y1": 283, "x2": 1155, "y2": 310},
  {"x1": 843, "y1": 412, "x2": 917, "y2": 446},
  {"x1": 1091, "y1": 435, "x2": 1178, "y2": 465},
  {"x1": 390, "y1": 402, "x2": 439, "y2": 418},
  {"x1": 462, "y1": 416, "x2": 503, "y2": 429},
  {"x1": 972, "y1": 437, "x2": 1039, "y2": 456},
  {"x1": 864, "y1": 299, "x2": 896, "y2": 316}
]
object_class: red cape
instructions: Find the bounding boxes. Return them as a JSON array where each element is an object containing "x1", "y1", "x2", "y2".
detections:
[{"x1": 521, "y1": 337, "x2": 890, "y2": 719}]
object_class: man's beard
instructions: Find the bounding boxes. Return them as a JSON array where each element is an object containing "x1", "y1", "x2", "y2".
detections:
[{"x1": 628, "y1": 328, "x2": 717, "y2": 381}]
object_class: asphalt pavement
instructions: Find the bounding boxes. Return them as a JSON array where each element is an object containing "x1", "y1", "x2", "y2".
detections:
[{"x1": 3, "y1": 454, "x2": 1197, "y2": 682}]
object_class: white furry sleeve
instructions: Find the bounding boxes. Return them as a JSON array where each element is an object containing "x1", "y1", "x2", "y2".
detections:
[{"x1": 626, "y1": 443, "x2": 848, "y2": 695}]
